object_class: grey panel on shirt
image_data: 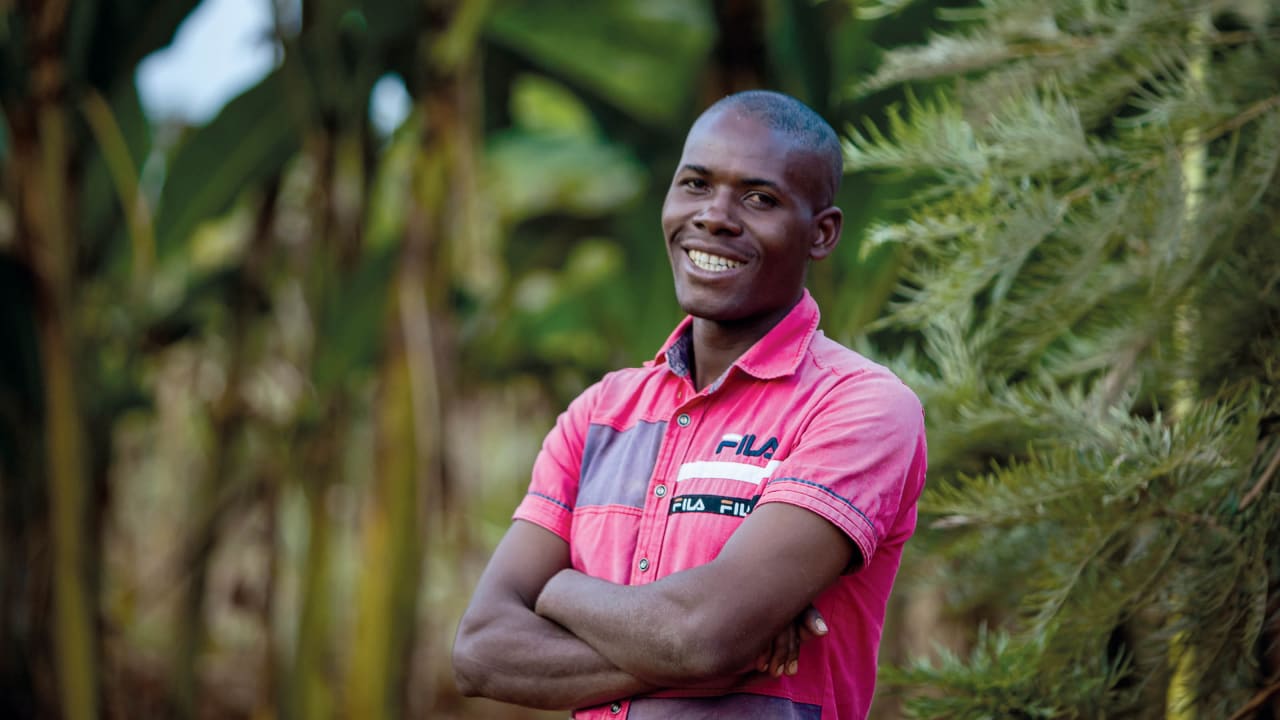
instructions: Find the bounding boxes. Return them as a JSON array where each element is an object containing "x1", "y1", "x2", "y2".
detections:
[
  {"x1": 627, "y1": 693, "x2": 822, "y2": 719},
  {"x1": 578, "y1": 421, "x2": 665, "y2": 508}
]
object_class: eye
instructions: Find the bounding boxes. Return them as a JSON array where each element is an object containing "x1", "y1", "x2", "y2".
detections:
[
  {"x1": 744, "y1": 191, "x2": 778, "y2": 209},
  {"x1": 679, "y1": 177, "x2": 709, "y2": 192}
]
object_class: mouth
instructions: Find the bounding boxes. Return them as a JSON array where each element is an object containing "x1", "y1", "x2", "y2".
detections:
[{"x1": 686, "y1": 248, "x2": 745, "y2": 273}]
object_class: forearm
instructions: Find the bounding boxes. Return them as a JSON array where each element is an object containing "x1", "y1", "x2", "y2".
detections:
[
  {"x1": 535, "y1": 567, "x2": 765, "y2": 686},
  {"x1": 454, "y1": 600, "x2": 656, "y2": 710}
]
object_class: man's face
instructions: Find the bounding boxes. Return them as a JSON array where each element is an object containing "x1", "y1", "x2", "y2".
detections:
[{"x1": 661, "y1": 110, "x2": 839, "y2": 330}]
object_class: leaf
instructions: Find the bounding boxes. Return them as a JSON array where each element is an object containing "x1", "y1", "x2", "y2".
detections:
[
  {"x1": 764, "y1": 0, "x2": 838, "y2": 111},
  {"x1": 312, "y1": 246, "x2": 399, "y2": 392},
  {"x1": 484, "y1": 0, "x2": 714, "y2": 128},
  {"x1": 79, "y1": 81, "x2": 152, "y2": 275},
  {"x1": 509, "y1": 74, "x2": 599, "y2": 137},
  {"x1": 153, "y1": 65, "x2": 304, "y2": 261},
  {"x1": 486, "y1": 129, "x2": 645, "y2": 223}
]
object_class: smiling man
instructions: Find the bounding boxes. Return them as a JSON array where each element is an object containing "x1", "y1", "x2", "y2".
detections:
[{"x1": 453, "y1": 91, "x2": 927, "y2": 720}]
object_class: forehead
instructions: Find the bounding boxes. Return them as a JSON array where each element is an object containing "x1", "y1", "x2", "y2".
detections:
[{"x1": 679, "y1": 111, "x2": 823, "y2": 194}]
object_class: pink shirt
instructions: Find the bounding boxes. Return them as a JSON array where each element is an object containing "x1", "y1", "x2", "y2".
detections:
[{"x1": 514, "y1": 290, "x2": 927, "y2": 719}]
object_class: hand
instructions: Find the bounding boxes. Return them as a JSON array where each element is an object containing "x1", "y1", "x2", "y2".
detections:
[{"x1": 753, "y1": 605, "x2": 828, "y2": 677}]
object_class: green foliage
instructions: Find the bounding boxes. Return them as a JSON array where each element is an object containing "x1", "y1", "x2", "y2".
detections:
[
  {"x1": 487, "y1": 129, "x2": 645, "y2": 222},
  {"x1": 79, "y1": 81, "x2": 151, "y2": 273},
  {"x1": 312, "y1": 245, "x2": 399, "y2": 393},
  {"x1": 883, "y1": 626, "x2": 1135, "y2": 718},
  {"x1": 854, "y1": 0, "x2": 1280, "y2": 716},
  {"x1": 153, "y1": 66, "x2": 305, "y2": 261},
  {"x1": 484, "y1": 0, "x2": 714, "y2": 128}
]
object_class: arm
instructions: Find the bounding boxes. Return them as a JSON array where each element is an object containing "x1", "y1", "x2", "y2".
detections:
[
  {"x1": 452, "y1": 520, "x2": 657, "y2": 710},
  {"x1": 535, "y1": 503, "x2": 854, "y2": 686}
]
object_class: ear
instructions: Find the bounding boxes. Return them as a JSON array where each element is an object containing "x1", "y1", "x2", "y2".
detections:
[{"x1": 809, "y1": 206, "x2": 842, "y2": 261}]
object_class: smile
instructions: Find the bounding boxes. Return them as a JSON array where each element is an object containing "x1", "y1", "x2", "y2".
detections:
[{"x1": 687, "y1": 248, "x2": 744, "y2": 272}]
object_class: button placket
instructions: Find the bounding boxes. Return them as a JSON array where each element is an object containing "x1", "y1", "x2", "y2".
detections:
[{"x1": 635, "y1": 395, "x2": 701, "y2": 588}]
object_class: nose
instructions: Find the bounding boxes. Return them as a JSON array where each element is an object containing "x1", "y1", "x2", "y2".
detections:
[{"x1": 692, "y1": 191, "x2": 742, "y2": 236}]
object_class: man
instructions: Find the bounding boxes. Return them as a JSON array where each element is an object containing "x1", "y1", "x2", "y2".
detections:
[{"x1": 453, "y1": 90, "x2": 927, "y2": 719}]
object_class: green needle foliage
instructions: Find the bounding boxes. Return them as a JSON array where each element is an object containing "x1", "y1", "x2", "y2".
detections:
[{"x1": 848, "y1": 0, "x2": 1280, "y2": 717}]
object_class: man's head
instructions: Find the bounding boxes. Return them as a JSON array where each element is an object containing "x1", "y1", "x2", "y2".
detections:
[
  {"x1": 662, "y1": 91, "x2": 844, "y2": 330},
  {"x1": 702, "y1": 91, "x2": 844, "y2": 208}
]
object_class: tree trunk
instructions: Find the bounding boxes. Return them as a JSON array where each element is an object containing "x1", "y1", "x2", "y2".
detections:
[{"x1": 13, "y1": 0, "x2": 100, "y2": 716}]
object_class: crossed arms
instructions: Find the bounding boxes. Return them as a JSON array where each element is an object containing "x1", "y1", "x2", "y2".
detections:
[{"x1": 451, "y1": 502, "x2": 854, "y2": 711}]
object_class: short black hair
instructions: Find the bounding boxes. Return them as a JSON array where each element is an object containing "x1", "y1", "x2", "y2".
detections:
[{"x1": 703, "y1": 90, "x2": 843, "y2": 207}]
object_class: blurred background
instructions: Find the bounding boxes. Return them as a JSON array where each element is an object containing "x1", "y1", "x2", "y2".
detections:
[
  {"x1": 3, "y1": 0, "x2": 1278, "y2": 718},
  {"x1": 0, "y1": 1, "x2": 938, "y2": 717}
]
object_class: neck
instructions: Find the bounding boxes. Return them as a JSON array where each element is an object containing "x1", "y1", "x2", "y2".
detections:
[{"x1": 687, "y1": 294, "x2": 801, "y2": 390}]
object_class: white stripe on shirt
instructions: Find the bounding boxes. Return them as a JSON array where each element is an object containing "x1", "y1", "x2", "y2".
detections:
[{"x1": 676, "y1": 460, "x2": 780, "y2": 486}]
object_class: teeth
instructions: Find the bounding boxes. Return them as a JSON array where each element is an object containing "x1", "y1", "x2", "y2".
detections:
[{"x1": 688, "y1": 249, "x2": 744, "y2": 272}]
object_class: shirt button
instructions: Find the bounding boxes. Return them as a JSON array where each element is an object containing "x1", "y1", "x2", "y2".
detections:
[
  {"x1": 677, "y1": 413, "x2": 691, "y2": 427},
  {"x1": 654, "y1": 484, "x2": 667, "y2": 498},
  {"x1": 638, "y1": 557, "x2": 650, "y2": 572},
  {"x1": 611, "y1": 702, "x2": 622, "y2": 714}
]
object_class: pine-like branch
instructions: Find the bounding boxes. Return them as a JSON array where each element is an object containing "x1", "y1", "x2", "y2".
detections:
[{"x1": 855, "y1": 3, "x2": 1280, "y2": 712}]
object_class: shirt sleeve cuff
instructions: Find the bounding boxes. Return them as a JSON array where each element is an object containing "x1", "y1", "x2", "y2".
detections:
[
  {"x1": 757, "y1": 478, "x2": 877, "y2": 567},
  {"x1": 512, "y1": 492, "x2": 573, "y2": 542}
]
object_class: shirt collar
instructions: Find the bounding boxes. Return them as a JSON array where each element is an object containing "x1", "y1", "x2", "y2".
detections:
[{"x1": 652, "y1": 289, "x2": 821, "y2": 381}]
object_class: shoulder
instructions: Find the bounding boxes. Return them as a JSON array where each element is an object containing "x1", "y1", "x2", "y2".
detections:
[
  {"x1": 570, "y1": 360, "x2": 657, "y2": 398},
  {"x1": 592, "y1": 362, "x2": 670, "y2": 399},
  {"x1": 563, "y1": 362, "x2": 673, "y2": 427},
  {"x1": 806, "y1": 332, "x2": 920, "y2": 400},
  {"x1": 803, "y1": 332, "x2": 923, "y2": 427}
]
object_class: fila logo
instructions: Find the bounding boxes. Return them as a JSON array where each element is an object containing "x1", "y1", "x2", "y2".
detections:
[
  {"x1": 715, "y1": 432, "x2": 778, "y2": 459},
  {"x1": 669, "y1": 493, "x2": 760, "y2": 517},
  {"x1": 670, "y1": 496, "x2": 707, "y2": 513}
]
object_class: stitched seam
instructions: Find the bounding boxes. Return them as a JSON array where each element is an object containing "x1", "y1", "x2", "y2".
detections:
[
  {"x1": 571, "y1": 505, "x2": 643, "y2": 517},
  {"x1": 768, "y1": 477, "x2": 878, "y2": 540},
  {"x1": 528, "y1": 491, "x2": 572, "y2": 512}
]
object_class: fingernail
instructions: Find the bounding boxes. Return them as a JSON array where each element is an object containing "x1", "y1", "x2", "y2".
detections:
[
  {"x1": 787, "y1": 660, "x2": 798, "y2": 675},
  {"x1": 815, "y1": 618, "x2": 828, "y2": 634},
  {"x1": 773, "y1": 664, "x2": 783, "y2": 677}
]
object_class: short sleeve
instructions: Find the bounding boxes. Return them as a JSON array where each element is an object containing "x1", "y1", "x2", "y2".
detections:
[
  {"x1": 756, "y1": 371, "x2": 927, "y2": 567},
  {"x1": 511, "y1": 379, "x2": 603, "y2": 541}
]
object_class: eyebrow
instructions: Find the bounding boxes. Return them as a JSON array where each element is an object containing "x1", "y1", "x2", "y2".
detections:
[{"x1": 679, "y1": 164, "x2": 783, "y2": 191}]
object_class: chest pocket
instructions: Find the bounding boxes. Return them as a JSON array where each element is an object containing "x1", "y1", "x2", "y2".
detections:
[
  {"x1": 569, "y1": 421, "x2": 665, "y2": 584},
  {"x1": 577, "y1": 421, "x2": 665, "y2": 508}
]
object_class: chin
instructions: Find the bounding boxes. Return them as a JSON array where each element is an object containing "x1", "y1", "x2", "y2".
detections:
[{"x1": 675, "y1": 289, "x2": 744, "y2": 322}]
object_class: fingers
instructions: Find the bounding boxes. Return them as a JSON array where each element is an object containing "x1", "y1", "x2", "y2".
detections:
[
  {"x1": 768, "y1": 624, "x2": 797, "y2": 677},
  {"x1": 801, "y1": 605, "x2": 829, "y2": 640},
  {"x1": 777, "y1": 607, "x2": 828, "y2": 677},
  {"x1": 755, "y1": 641, "x2": 772, "y2": 673},
  {"x1": 756, "y1": 607, "x2": 830, "y2": 678},
  {"x1": 783, "y1": 624, "x2": 798, "y2": 677}
]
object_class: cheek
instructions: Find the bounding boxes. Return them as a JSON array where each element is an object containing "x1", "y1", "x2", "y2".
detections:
[{"x1": 660, "y1": 194, "x2": 681, "y2": 235}]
